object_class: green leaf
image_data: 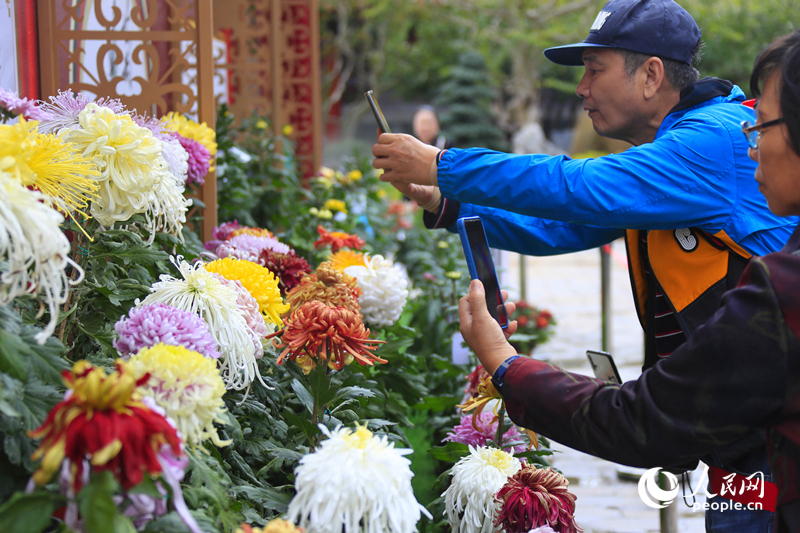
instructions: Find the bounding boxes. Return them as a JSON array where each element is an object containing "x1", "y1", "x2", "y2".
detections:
[
  {"x1": 290, "y1": 378, "x2": 314, "y2": 415},
  {"x1": 104, "y1": 245, "x2": 170, "y2": 266},
  {"x1": 413, "y1": 395, "x2": 461, "y2": 412},
  {"x1": 79, "y1": 471, "x2": 120, "y2": 533},
  {"x1": 0, "y1": 491, "x2": 63, "y2": 533},
  {"x1": 0, "y1": 330, "x2": 34, "y2": 381},
  {"x1": 428, "y1": 442, "x2": 470, "y2": 463},
  {"x1": 232, "y1": 485, "x2": 293, "y2": 512},
  {"x1": 283, "y1": 411, "x2": 319, "y2": 445}
]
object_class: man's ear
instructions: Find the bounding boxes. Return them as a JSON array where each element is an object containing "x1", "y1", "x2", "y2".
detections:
[{"x1": 642, "y1": 57, "x2": 666, "y2": 99}]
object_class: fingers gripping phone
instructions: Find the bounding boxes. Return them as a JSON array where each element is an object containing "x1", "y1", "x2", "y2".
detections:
[
  {"x1": 457, "y1": 216, "x2": 509, "y2": 329},
  {"x1": 365, "y1": 90, "x2": 391, "y2": 133},
  {"x1": 586, "y1": 350, "x2": 622, "y2": 384}
]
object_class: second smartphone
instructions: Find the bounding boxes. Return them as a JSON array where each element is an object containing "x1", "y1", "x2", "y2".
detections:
[{"x1": 457, "y1": 216, "x2": 509, "y2": 329}]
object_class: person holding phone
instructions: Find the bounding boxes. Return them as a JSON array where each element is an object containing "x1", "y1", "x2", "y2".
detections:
[
  {"x1": 460, "y1": 31, "x2": 800, "y2": 532},
  {"x1": 372, "y1": 1, "x2": 797, "y2": 530}
]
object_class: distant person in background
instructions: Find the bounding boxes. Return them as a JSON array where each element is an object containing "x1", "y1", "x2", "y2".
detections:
[{"x1": 412, "y1": 106, "x2": 452, "y2": 150}]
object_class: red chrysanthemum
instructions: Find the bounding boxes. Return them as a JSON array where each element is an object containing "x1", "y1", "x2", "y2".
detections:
[
  {"x1": 275, "y1": 301, "x2": 386, "y2": 371},
  {"x1": 29, "y1": 360, "x2": 182, "y2": 492},
  {"x1": 464, "y1": 365, "x2": 491, "y2": 397},
  {"x1": 261, "y1": 249, "x2": 312, "y2": 295},
  {"x1": 494, "y1": 466, "x2": 583, "y2": 533},
  {"x1": 313, "y1": 225, "x2": 365, "y2": 253},
  {"x1": 285, "y1": 261, "x2": 361, "y2": 313}
]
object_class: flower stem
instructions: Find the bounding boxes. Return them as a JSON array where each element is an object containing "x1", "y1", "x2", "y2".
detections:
[{"x1": 495, "y1": 404, "x2": 505, "y2": 448}]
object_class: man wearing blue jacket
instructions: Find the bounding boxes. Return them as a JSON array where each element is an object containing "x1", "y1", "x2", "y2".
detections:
[{"x1": 372, "y1": 0, "x2": 797, "y2": 530}]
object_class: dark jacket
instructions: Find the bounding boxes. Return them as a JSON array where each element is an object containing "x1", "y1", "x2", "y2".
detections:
[{"x1": 496, "y1": 225, "x2": 800, "y2": 532}]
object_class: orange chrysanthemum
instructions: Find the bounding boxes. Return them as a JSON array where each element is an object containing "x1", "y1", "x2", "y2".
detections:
[
  {"x1": 313, "y1": 225, "x2": 365, "y2": 253},
  {"x1": 285, "y1": 261, "x2": 361, "y2": 313},
  {"x1": 29, "y1": 360, "x2": 182, "y2": 492},
  {"x1": 231, "y1": 226, "x2": 273, "y2": 239},
  {"x1": 328, "y1": 250, "x2": 366, "y2": 272},
  {"x1": 275, "y1": 301, "x2": 386, "y2": 372}
]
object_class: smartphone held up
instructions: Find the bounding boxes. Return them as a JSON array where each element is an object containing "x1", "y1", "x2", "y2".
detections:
[
  {"x1": 457, "y1": 216, "x2": 509, "y2": 329},
  {"x1": 364, "y1": 90, "x2": 391, "y2": 134}
]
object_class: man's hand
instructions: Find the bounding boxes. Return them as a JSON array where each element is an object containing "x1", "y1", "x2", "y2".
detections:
[
  {"x1": 459, "y1": 280, "x2": 519, "y2": 375},
  {"x1": 391, "y1": 182, "x2": 441, "y2": 212},
  {"x1": 372, "y1": 133, "x2": 441, "y2": 186}
]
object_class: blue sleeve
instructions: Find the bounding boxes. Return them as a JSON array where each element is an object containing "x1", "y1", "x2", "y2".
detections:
[
  {"x1": 456, "y1": 203, "x2": 624, "y2": 256},
  {"x1": 437, "y1": 117, "x2": 741, "y2": 231}
]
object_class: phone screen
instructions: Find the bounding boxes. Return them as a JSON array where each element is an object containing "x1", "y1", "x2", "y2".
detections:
[
  {"x1": 459, "y1": 217, "x2": 509, "y2": 328},
  {"x1": 586, "y1": 350, "x2": 622, "y2": 384}
]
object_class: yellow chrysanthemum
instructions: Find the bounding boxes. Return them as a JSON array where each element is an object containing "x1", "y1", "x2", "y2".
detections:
[
  {"x1": 282, "y1": 124, "x2": 294, "y2": 136},
  {"x1": 129, "y1": 343, "x2": 231, "y2": 447},
  {"x1": 0, "y1": 119, "x2": 99, "y2": 217},
  {"x1": 235, "y1": 519, "x2": 304, "y2": 533},
  {"x1": 204, "y1": 258, "x2": 289, "y2": 326},
  {"x1": 162, "y1": 112, "x2": 217, "y2": 170},
  {"x1": 323, "y1": 199, "x2": 347, "y2": 214},
  {"x1": 256, "y1": 120, "x2": 268, "y2": 130},
  {"x1": 230, "y1": 226, "x2": 273, "y2": 239},
  {"x1": 328, "y1": 250, "x2": 366, "y2": 272},
  {"x1": 347, "y1": 170, "x2": 362, "y2": 182}
]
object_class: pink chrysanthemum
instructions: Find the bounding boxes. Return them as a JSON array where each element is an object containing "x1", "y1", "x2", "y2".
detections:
[
  {"x1": 444, "y1": 412, "x2": 526, "y2": 454},
  {"x1": 36, "y1": 90, "x2": 125, "y2": 133},
  {"x1": 205, "y1": 220, "x2": 242, "y2": 251},
  {"x1": 177, "y1": 134, "x2": 211, "y2": 185},
  {"x1": 114, "y1": 303, "x2": 221, "y2": 359},
  {"x1": 494, "y1": 466, "x2": 582, "y2": 533},
  {"x1": 216, "y1": 234, "x2": 291, "y2": 264},
  {"x1": 211, "y1": 273, "x2": 271, "y2": 360},
  {"x1": 0, "y1": 88, "x2": 45, "y2": 121}
]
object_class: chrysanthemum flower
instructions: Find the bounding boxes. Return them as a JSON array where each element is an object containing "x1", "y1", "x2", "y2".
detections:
[
  {"x1": 63, "y1": 104, "x2": 165, "y2": 227},
  {"x1": 313, "y1": 225, "x2": 365, "y2": 253},
  {"x1": 0, "y1": 87, "x2": 46, "y2": 121},
  {"x1": 444, "y1": 412, "x2": 526, "y2": 454},
  {"x1": 204, "y1": 257, "x2": 289, "y2": 326},
  {"x1": 177, "y1": 134, "x2": 211, "y2": 185},
  {"x1": 0, "y1": 119, "x2": 99, "y2": 218},
  {"x1": 36, "y1": 90, "x2": 125, "y2": 134},
  {"x1": 132, "y1": 115, "x2": 190, "y2": 186},
  {"x1": 275, "y1": 301, "x2": 386, "y2": 373},
  {"x1": 204, "y1": 220, "x2": 242, "y2": 251},
  {"x1": 494, "y1": 466, "x2": 582, "y2": 533},
  {"x1": 344, "y1": 254, "x2": 409, "y2": 327},
  {"x1": 215, "y1": 234, "x2": 291, "y2": 264},
  {"x1": 443, "y1": 446, "x2": 522, "y2": 533},
  {"x1": 145, "y1": 162, "x2": 191, "y2": 239},
  {"x1": 114, "y1": 303, "x2": 220, "y2": 359},
  {"x1": 140, "y1": 258, "x2": 261, "y2": 390},
  {"x1": 459, "y1": 374, "x2": 504, "y2": 430},
  {"x1": 162, "y1": 112, "x2": 217, "y2": 170},
  {"x1": 287, "y1": 424, "x2": 431, "y2": 533},
  {"x1": 28, "y1": 360, "x2": 183, "y2": 492},
  {"x1": 328, "y1": 250, "x2": 365, "y2": 272},
  {"x1": 285, "y1": 261, "x2": 361, "y2": 313},
  {"x1": 129, "y1": 344, "x2": 230, "y2": 447},
  {"x1": 0, "y1": 172, "x2": 84, "y2": 343},
  {"x1": 347, "y1": 169, "x2": 362, "y2": 182},
  {"x1": 323, "y1": 199, "x2": 347, "y2": 214},
  {"x1": 231, "y1": 226, "x2": 273, "y2": 239},
  {"x1": 236, "y1": 520, "x2": 304, "y2": 533},
  {"x1": 261, "y1": 249, "x2": 311, "y2": 295},
  {"x1": 211, "y1": 273, "x2": 272, "y2": 361}
]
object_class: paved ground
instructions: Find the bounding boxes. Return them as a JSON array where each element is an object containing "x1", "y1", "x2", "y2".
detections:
[{"x1": 498, "y1": 241, "x2": 707, "y2": 533}]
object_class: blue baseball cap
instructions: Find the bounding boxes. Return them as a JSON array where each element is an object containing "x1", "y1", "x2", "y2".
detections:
[{"x1": 544, "y1": 0, "x2": 701, "y2": 66}]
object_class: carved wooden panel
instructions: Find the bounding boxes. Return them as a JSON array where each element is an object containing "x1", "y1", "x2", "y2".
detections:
[
  {"x1": 214, "y1": 0, "x2": 320, "y2": 178},
  {"x1": 37, "y1": 0, "x2": 217, "y2": 241}
]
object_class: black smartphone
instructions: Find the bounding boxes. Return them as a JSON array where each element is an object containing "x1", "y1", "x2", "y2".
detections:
[
  {"x1": 364, "y1": 90, "x2": 391, "y2": 133},
  {"x1": 457, "y1": 216, "x2": 509, "y2": 329},
  {"x1": 586, "y1": 350, "x2": 622, "y2": 384}
]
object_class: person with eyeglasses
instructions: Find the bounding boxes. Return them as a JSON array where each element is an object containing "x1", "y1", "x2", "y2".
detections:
[
  {"x1": 373, "y1": 0, "x2": 795, "y2": 530},
  {"x1": 457, "y1": 30, "x2": 800, "y2": 532}
]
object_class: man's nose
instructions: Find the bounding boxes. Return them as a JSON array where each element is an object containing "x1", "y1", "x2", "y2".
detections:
[{"x1": 576, "y1": 72, "x2": 590, "y2": 99}]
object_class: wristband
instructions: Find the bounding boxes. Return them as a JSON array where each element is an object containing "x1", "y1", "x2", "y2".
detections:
[{"x1": 492, "y1": 355, "x2": 520, "y2": 389}]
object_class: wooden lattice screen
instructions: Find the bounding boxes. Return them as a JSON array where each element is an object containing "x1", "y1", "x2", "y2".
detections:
[
  {"x1": 213, "y1": 0, "x2": 321, "y2": 179},
  {"x1": 37, "y1": 0, "x2": 217, "y2": 242}
]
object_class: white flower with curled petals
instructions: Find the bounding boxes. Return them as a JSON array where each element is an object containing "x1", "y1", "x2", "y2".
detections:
[{"x1": 344, "y1": 254, "x2": 409, "y2": 327}]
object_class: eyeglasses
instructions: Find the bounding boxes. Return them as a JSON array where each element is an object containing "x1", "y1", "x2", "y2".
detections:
[{"x1": 741, "y1": 118, "x2": 785, "y2": 149}]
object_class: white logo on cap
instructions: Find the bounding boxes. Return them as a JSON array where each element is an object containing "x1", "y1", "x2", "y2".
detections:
[{"x1": 590, "y1": 10, "x2": 612, "y2": 31}]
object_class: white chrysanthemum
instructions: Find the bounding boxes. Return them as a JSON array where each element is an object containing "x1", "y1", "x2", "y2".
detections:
[
  {"x1": 211, "y1": 273, "x2": 274, "y2": 361},
  {"x1": 159, "y1": 136, "x2": 189, "y2": 184},
  {"x1": 443, "y1": 446, "x2": 522, "y2": 533},
  {"x1": 63, "y1": 104, "x2": 164, "y2": 226},
  {"x1": 287, "y1": 424, "x2": 431, "y2": 533},
  {"x1": 344, "y1": 254, "x2": 409, "y2": 327},
  {"x1": 139, "y1": 258, "x2": 261, "y2": 390},
  {"x1": 144, "y1": 159, "x2": 191, "y2": 240},
  {"x1": 0, "y1": 172, "x2": 83, "y2": 343}
]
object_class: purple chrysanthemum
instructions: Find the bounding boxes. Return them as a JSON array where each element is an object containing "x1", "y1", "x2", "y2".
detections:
[
  {"x1": 114, "y1": 303, "x2": 221, "y2": 359},
  {"x1": 0, "y1": 87, "x2": 46, "y2": 121},
  {"x1": 216, "y1": 234, "x2": 291, "y2": 264},
  {"x1": 177, "y1": 134, "x2": 211, "y2": 185},
  {"x1": 36, "y1": 90, "x2": 126, "y2": 134},
  {"x1": 444, "y1": 412, "x2": 526, "y2": 454},
  {"x1": 204, "y1": 220, "x2": 241, "y2": 251}
]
